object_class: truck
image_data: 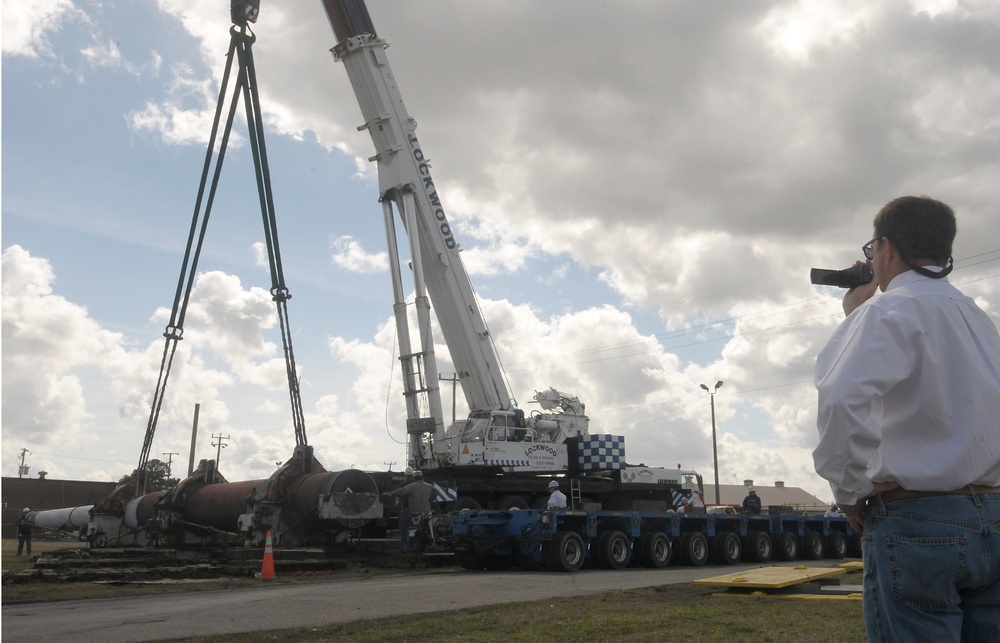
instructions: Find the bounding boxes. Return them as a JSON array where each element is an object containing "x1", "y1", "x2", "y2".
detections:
[
  {"x1": 320, "y1": 0, "x2": 701, "y2": 514},
  {"x1": 448, "y1": 507, "x2": 858, "y2": 572}
]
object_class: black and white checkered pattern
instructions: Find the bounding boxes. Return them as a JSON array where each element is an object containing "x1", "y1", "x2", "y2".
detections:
[{"x1": 576, "y1": 434, "x2": 626, "y2": 470}]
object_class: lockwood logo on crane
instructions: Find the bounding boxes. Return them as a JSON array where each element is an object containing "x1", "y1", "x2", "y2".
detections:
[
  {"x1": 525, "y1": 444, "x2": 559, "y2": 458},
  {"x1": 409, "y1": 133, "x2": 456, "y2": 250}
]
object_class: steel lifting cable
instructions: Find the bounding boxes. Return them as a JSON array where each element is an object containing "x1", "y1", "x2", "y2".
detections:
[
  {"x1": 136, "y1": 23, "x2": 307, "y2": 488},
  {"x1": 234, "y1": 27, "x2": 308, "y2": 447}
]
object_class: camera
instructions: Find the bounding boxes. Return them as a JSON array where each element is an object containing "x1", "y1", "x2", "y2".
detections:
[{"x1": 810, "y1": 264, "x2": 873, "y2": 289}]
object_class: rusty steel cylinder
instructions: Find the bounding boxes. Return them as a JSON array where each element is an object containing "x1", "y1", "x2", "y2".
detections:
[{"x1": 182, "y1": 479, "x2": 263, "y2": 532}]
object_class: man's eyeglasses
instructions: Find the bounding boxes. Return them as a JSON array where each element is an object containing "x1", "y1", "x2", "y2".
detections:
[{"x1": 862, "y1": 237, "x2": 880, "y2": 260}]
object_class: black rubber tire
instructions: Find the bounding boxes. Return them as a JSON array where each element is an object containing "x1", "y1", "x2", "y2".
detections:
[
  {"x1": 450, "y1": 496, "x2": 482, "y2": 511},
  {"x1": 715, "y1": 532, "x2": 742, "y2": 565},
  {"x1": 684, "y1": 532, "x2": 709, "y2": 567},
  {"x1": 455, "y1": 540, "x2": 483, "y2": 570},
  {"x1": 827, "y1": 531, "x2": 848, "y2": 559},
  {"x1": 545, "y1": 531, "x2": 586, "y2": 572},
  {"x1": 801, "y1": 531, "x2": 824, "y2": 560},
  {"x1": 774, "y1": 531, "x2": 798, "y2": 561},
  {"x1": 743, "y1": 531, "x2": 772, "y2": 563},
  {"x1": 597, "y1": 531, "x2": 631, "y2": 569},
  {"x1": 637, "y1": 532, "x2": 671, "y2": 568},
  {"x1": 592, "y1": 532, "x2": 612, "y2": 567},
  {"x1": 498, "y1": 495, "x2": 529, "y2": 511}
]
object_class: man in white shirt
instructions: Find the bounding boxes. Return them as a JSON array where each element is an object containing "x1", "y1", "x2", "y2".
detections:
[
  {"x1": 546, "y1": 480, "x2": 567, "y2": 509},
  {"x1": 813, "y1": 195, "x2": 1000, "y2": 642}
]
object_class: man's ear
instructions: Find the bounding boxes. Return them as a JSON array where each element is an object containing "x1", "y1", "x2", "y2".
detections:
[{"x1": 881, "y1": 236, "x2": 898, "y2": 261}]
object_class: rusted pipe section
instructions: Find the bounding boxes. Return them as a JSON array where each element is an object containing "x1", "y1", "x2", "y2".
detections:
[{"x1": 181, "y1": 479, "x2": 262, "y2": 532}]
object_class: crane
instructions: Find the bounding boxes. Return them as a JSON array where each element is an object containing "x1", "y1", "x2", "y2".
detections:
[{"x1": 321, "y1": 1, "x2": 593, "y2": 475}]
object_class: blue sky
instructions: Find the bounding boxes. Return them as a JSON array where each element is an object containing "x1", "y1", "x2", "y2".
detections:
[{"x1": 3, "y1": 0, "x2": 999, "y2": 502}]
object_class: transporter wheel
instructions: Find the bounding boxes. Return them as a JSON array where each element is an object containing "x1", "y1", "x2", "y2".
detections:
[
  {"x1": 544, "y1": 531, "x2": 586, "y2": 572},
  {"x1": 676, "y1": 534, "x2": 691, "y2": 565},
  {"x1": 801, "y1": 531, "x2": 824, "y2": 560},
  {"x1": 597, "y1": 531, "x2": 632, "y2": 569},
  {"x1": 827, "y1": 531, "x2": 848, "y2": 559},
  {"x1": 683, "y1": 532, "x2": 709, "y2": 566},
  {"x1": 498, "y1": 495, "x2": 529, "y2": 511},
  {"x1": 715, "y1": 532, "x2": 742, "y2": 565},
  {"x1": 637, "y1": 531, "x2": 671, "y2": 568},
  {"x1": 450, "y1": 496, "x2": 481, "y2": 512},
  {"x1": 774, "y1": 531, "x2": 798, "y2": 561},
  {"x1": 592, "y1": 532, "x2": 608, "y2": 567},
  {"x1": 743, "y1": 531, "x2": 772, "y2": 563},
  {"x1": 454, "y1": 539, "x2": 484, "y2": 570}
]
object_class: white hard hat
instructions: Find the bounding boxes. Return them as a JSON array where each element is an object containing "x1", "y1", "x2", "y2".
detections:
[
  {"x1": 22, "y1": 507, "x2": 30, "y2": 513},
  {"x1": 548, "y1": 480, "x2": 559, "y2": 489},
  {"x1": 404, "y1": 467, "x2": 414, "y2": 476},
  {"x1": 749, "y1": 487, "x2": 756, "y2": 492}
]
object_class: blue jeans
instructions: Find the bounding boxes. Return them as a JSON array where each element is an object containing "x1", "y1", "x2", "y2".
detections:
[{"x1": 863, "y1": 491, "x2": 1000, "y2": 642}]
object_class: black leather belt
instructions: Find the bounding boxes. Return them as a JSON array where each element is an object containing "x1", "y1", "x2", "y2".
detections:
[{"x1": 876, "y1": 485, "x2": 1000, "y2": 503}]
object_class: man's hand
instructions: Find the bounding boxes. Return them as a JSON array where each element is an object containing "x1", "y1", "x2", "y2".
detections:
[
  {"x1": 842, "y1": 260, "x2": 877, "y2": 316},
  {"x1": 841, "y1": 481, "x2": 901, "y2": 532}
]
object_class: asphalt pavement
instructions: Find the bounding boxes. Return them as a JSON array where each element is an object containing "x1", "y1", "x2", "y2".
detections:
[{"x1": 2, "y1": 563, "x2": 780, "y2": 642}]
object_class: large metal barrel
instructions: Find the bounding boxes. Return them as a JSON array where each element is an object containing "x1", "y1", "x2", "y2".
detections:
[
  {"x1": 182, "y1": 479, "x2": 263, "y2": 532},
  {"x1": 26, "y1": 505, "x2": 94, "y2": 532},
  {"x1": 284, "y1": 469, "x2": 380, "y2": 528},
  {"x1": 123, "y1": 491, "x2": 167, "y2": 529}
]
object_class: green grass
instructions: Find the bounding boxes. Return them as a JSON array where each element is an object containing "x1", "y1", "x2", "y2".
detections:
[{"x1": 189, "y1": 574, "x2": 866, "y2": 643}]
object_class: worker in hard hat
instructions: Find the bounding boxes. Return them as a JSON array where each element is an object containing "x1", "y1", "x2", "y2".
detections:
[
  {"x1": 16, "y1": 507, "x2": 33, "y2": 556},
  {"x1": 383, "y1": 469, "x2": 434, "y2": 552},
  {"x1": 385, "y1": 468, "x2": 415, "y2": 552},
  {"x1": 546, "y1": 480, "x2": 567, "y2": 509},
  {"x1": 742, "y1": 488, "x2": 762, "y2": 514}
]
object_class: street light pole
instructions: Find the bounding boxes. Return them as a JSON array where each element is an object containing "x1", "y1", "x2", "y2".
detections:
[{"x1": 700, "y1": 381, "x2": 724, "y2": 505}]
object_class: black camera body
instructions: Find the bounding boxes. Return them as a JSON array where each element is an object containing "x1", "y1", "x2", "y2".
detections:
[{"x1": 810, "y1": 264, "x2": 873, "y2": 289}]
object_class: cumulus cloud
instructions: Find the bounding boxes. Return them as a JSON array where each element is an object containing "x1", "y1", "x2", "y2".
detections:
[
  {"x1": 6, "y1": 0, "x2": 1000, "y2": 502},
  {"x1": 127, "y1": 65, "x2": 220, "y2": 146},
  {"x1": 1, "y1": 248, "x2": 308, "y2": 482},
  {"x1": 0, "y1": 0, "x2": 77, "y2": 58},
  {"x1": 329, "y1": 235, "x2": 388, "y2": 274},
  {"x1": 2, "y1": 246, "x2": 126, "y2": 443}
]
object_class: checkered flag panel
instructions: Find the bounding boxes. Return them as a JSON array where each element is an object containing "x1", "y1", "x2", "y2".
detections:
[{"x1": 576, "y1": 434, "x2": 626, "y2": 470}]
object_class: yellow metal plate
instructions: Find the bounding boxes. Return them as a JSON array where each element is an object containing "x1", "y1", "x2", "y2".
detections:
[
  {"x1": 711, "y1": 591, "x2": 863, "y2": 602},
  {"x1": 693, "y1": 565, "x2": 847, "y2": 589}
]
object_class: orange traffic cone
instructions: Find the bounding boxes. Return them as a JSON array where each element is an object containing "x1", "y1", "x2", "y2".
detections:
[{"x1": 256, "y1": 530, "x2": 275, "y2": 579}]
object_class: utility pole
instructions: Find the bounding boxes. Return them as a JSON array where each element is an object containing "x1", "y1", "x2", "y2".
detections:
[
  {"x1": 384, "y1": 461, "x2": 396, "y2": 473},
  {"x1": 17, "y1": 448, "x2": 31, "y2": 478},
  {"x1": 700, "y1": 381, "x2": 724, "y2": 505},
  {"x1": 211, "y1": 434, "x2": 230, "y2": 469},
  {"x1": 439, "y1": 372, "x2": 459, "y2": 426},
  {"x1": 162, "y1": 452, "x2": 179, "y2": 478},
  {"x1": 188, "y1": 403, "x2": 201, "y2": 476}
]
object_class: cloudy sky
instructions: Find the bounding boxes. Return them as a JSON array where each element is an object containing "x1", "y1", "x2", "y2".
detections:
[{"x1": 3, "y1": 0, "x2": 999, "y2": 502}]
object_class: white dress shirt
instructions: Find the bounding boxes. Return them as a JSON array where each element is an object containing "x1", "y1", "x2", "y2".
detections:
[{"x1": 814, "y1": 270, "x2": 1000, "y2": 506}]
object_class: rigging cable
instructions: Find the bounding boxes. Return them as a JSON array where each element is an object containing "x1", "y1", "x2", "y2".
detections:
[{"x1": 136, "y1": 22, "x2": 307, "y2": 492}]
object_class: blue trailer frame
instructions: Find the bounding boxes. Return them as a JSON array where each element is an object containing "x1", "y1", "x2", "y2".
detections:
[{"x1": 449, "y1": 508, "x2": 856, "y2": 572}]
